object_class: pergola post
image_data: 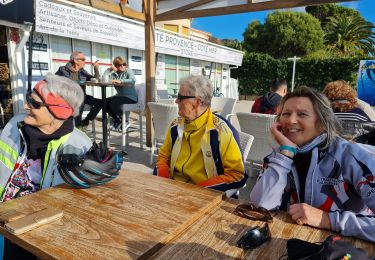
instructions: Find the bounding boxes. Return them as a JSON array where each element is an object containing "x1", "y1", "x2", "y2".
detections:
[{"x1": 145, "y1": 0, "x2": 156, "y2": 147}]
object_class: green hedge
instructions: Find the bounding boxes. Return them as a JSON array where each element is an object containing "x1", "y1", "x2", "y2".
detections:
[{"x1": 232, "y1": 52, "x2": 370, "y2": 95}]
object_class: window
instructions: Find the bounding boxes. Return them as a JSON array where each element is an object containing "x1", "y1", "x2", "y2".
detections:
[{"x1": 164, "y1": 24, "x2": 178, "y2": 33}]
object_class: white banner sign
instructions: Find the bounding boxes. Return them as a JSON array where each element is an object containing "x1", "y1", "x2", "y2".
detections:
[
  {"x1": 36, "y1": 0, "x2": 243, "y2": 66},
  {"x1": 155, "y1": 30, "x2": 243, "y2": 66},
  {"x1": 35, "y1": 0, "x2": 145, "y2": 50}
]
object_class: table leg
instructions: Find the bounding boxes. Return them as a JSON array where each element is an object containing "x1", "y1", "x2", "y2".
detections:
[{"x1": 101, "y1": 87, "x2": 108, "y2": 147}]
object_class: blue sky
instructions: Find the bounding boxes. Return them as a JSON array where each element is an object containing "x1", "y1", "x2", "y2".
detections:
[{"x1": 192, "y1": 0, "x2": 375, "y2": 41}]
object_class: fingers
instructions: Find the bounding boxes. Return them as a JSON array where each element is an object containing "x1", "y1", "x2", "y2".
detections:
[{"x1": 289, "y1": 203, "x2": 306, "y2": 225}]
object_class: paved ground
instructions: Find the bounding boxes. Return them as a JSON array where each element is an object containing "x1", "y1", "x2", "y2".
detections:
[{"x1": 83, "y1": 100, "x2": 257, "y2": 202}]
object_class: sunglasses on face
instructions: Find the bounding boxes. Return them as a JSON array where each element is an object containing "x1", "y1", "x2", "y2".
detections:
[
  {"x1": 177, "y1": 94, "x2": 197, "y2": 100},
  {"x1": 237, "y1": 223, "x2": 271, "y2": 250},
  {"x1": 233, "y1": 203, "x2": 273, "y2": 223},
  {"x1": 116, "y1": 64, "x2": 127, "y2": 67},
  {"x1": 76, "y1": 58, "x2": 86, "y2": 61},
  {"x1": 26, "y1": 91, "x2": 70, "y2": 110}
]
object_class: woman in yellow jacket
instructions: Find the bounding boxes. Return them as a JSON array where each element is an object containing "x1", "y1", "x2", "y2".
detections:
[{"x1": 154, "y1": 75, "x2": 247, "y2": 192}]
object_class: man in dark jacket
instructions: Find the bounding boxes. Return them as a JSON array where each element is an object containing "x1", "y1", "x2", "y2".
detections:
[
  {"x1": 55, "y1": 51, "x2": 102, "y2": 126},
  {"x1": 251, "y1": 78, "x2": 287, "y2": 114}
]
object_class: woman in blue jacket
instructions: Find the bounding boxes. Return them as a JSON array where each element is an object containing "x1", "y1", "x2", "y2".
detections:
[{"x1": 250, "y1": 86, "x2": 375, "y2": 242}]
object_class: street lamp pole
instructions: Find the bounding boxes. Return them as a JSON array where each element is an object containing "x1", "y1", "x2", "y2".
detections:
[{"x1": 287, "y1": 56, "x2": 300, "y2": 92}]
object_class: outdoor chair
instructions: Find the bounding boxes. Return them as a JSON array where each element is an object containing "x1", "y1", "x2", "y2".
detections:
[
  {"x1": 236, "y1": 112, "x2": 276, "y2": 178},
  {"x1": 109, "y1": 84, "x2": 145, "y2": 151},
  {"x1": 148, "y1": 102, "x2": 178, "y2": 165},
  {"x1": 157, "y1": 98, "x2": 176, "y2": 105},
  {"x1": 357, "y1": 98, "x2": 375, "y2": 121},
  {"x1": 211, "y1": 97, "x2": 237, "y2": 122},
  {"x1": 225, "y1": 131, "x2": 254, "y2": 198}
]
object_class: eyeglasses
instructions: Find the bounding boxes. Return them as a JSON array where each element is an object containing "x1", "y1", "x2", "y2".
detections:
[
  {"x1": 26, "y1": 91, "x2": 70, "y2": 110},
  {"x1": 237, "y1": 223, "x2": 271, "y2": 250},
  {"x1": 76, "y1": 58, "x2": 86, "y2": 61},
  {"x1": 26, "y1": 91, "x2": 50, "y2": 109},
  {"x1": 177, "y1": 94, "x2": 197, "y2": 100},
  {"x1": 233, "y1": 203, "x2": 273, "y2": 223},
  {"x1": 116, "y1": 64, "x2": 127, "y2": 67}
]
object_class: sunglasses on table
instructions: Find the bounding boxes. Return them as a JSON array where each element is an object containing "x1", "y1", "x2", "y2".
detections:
[
  {"x1": 26, "y1": 92, "x2": 69, "y2": 110},
  {"x1": 237, "y1": 223, "x2": 271, "y2": 250},
  {"x1": 177, "y1": 94, "x2": 197, "y2": 100},
  {"x1": 233, "y1": 203, "x2": 273, "y2": 223}
]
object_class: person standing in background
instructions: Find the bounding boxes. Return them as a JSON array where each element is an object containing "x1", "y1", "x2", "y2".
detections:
[
  {"x1": 55, "y1": 51, "x2": 102, "y2": 127},
  {"x1": 251, "y1": 78, "x2": 288, "y2": 114}
]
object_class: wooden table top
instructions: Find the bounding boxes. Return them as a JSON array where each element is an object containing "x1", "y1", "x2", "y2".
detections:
[
  {"x1": 0, "y1": 171, "x2": 223, "y2": 259},
  {"x1": 151, "y1": 199, "x2": 375, "y2": 260}
]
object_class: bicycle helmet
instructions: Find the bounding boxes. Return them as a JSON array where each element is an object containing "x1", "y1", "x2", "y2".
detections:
[{"x1": 56, "y1": 143, "x2": 123, "y2": 188}]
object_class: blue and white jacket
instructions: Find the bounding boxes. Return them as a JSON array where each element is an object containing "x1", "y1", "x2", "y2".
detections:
[{"x1": 250, "y1": 134, "x2": 375, "y2": 242}]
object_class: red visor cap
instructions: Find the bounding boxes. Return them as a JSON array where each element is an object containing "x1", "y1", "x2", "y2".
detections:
[{"x1": 33, "y1": 80, "x2": 74, "y2": 120}]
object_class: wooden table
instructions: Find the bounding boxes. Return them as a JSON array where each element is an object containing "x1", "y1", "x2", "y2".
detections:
[
  {"x1": 151, "y1": 199, "x2": 375, "y2": 259},
  {"x1": 85, "y1": 81, "x2": 133, "y2": 148},
  {"x1": 0, "y1": 171, "x2": 223, "y2": 259}
]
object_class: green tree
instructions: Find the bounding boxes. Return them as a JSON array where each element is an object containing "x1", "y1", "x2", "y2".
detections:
[
  {"x1": 306, "y1": 4, "x2": 361, "y2": 29},
  {"x1": 242, "y1": 11, "x2": 324, "y2": 58},
  {"x1": 325, "y1": 16, "x2": 375, "y2": 56},
  {"x1": 221, "y1": 39, "x2": 243, "y2": 50}
]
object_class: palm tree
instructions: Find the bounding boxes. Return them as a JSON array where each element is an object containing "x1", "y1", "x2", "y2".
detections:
[{"x1": 324, "y1": 15, "x2": 375, "y2": 56}]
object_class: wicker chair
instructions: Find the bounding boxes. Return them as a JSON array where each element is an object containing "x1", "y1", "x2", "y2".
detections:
[
  {"x1": 236, "y1": 112, "x2": 276, "y2": 177},
  {"x1": 225, "y1": 131, "x2": 254, "y2": 198},
  {"x1": 148, "y1": 102, "x2": 178, "y2": 165}
]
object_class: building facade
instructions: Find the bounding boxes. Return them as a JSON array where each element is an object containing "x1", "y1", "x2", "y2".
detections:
[{"x1": 0, "y1": 0, "x2": 243, "y2": 121}]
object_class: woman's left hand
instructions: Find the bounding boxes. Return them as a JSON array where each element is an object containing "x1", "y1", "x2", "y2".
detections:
[
  {"x1": 289, "y1": 203, "x2": 331, "y2": 230},
  {"x1": 112, "y1": 80, "x2": 122, "y2": 84}
]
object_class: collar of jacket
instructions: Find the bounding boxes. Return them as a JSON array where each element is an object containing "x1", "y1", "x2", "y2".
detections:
[{"x1": 177, "y1": 108, "x2": 222, "y2": 136}]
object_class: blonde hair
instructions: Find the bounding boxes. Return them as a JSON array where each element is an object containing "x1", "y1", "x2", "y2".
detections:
[
  {"x1": 323, "y1": 80, "x2": 358, "y2": 112},
  {"x1": 112, "y1": 56, "x2": 127, "y2": 67}
]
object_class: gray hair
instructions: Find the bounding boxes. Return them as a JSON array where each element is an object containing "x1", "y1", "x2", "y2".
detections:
[
  {"x1": 179, "y1": 75, "x2": 213, "y2": 107},
  {"x1": 276, "y1": 86, "x2": 341, "y2": 147},
  {"x1": 70, "y1": 51, "x2": 84, "y2": 61},
  {"x1": 40, "y1": 74, "x2": 84, "y2": 116}
]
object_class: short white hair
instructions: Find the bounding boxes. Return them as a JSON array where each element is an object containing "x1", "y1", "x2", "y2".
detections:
[{"x1": 179, "y1": 75, "x2": 213, "y2": 107}]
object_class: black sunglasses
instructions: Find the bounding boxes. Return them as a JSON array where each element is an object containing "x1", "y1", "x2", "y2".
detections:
[
  {"x1": 26, "y1": 91, "x2": 69, "y2": 110},
  {"x1": 177, "y1": 94, "x2": 197, "y2": 100},
  {"x1": 26, "y1": 91, "x2": 50, "y2": 109},
  {"x1": 237, "y1": 223, "x2": 271, "y2": 250},
  {"x1": 233, "y1": 203, "x2": 273, "y2": 223}
]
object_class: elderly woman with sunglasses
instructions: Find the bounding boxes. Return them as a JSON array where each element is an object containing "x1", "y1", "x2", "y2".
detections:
[
  {"x1": 0, "y1": 75, "x2": 92, "y2": 202},
  {"x1": 250, "y1": 86, "x2": 375, "y2": 242},
  {"x1": 102, "y1": 56, "x2": 137, "y2": 130},
  {"x1": 154, "y1": 75, "x2": 247, "y2": 193},
  {"x1": 0, "y1": 75, "x2": 92, "y2": 259}
]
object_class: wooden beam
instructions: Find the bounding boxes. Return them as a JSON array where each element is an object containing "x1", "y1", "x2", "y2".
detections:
[
  {"x1": 156, "y1": 0, "x2": 357, "y2": 21},
  {"x1": 145, "y1": 0, "x2": 156, "y2": 147},
  {"x1": 159, "y1": 0, "x2": 216, "y2": 17},
  {"x1": 120, "y1": 4, "x2": 146, "y2": 21}
]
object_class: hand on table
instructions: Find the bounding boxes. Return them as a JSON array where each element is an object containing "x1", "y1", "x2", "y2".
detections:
[
  {"x1": 289, "y1": 203, "x2": 331, "y2": 230},
  {"x1": 112, "y1": 80, "x2": 122, "y2": 84}
]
